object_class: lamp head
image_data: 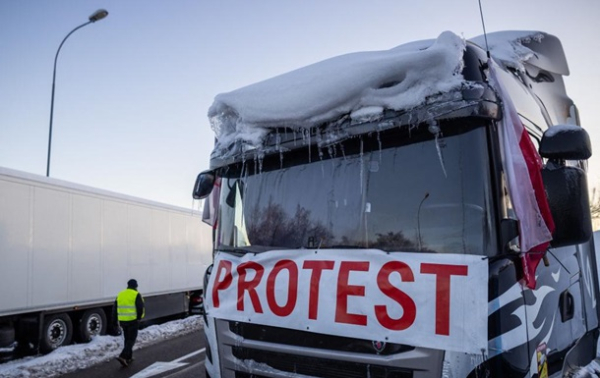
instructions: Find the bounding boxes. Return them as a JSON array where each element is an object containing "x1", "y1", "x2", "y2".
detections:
[{"x1": 89, "y1": 9, "x2": 108, "y2": 22}]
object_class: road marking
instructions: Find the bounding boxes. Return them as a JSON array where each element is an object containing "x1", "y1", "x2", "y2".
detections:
[
  {"x1": 130, "y1": 362, "x2": 189, "y2": 378},
  {"x1": 173, "y1": 348, "x2": 205, "y2": 363},
  {"x1": 130, "y1": 348, "x2": 206, "y2": 378}
]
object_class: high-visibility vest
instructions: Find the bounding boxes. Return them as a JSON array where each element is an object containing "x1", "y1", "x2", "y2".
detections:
[{"x1": 116, "y1": 288, "x2": 143, "y2": 321}]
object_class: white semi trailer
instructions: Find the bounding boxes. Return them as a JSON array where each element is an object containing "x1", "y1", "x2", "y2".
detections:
[{"x1": 0, "y1": 167, "x2": 212, "y2": 353}]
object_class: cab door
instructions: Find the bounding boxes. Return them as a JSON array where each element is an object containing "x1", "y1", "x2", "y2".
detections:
[{"x1": 525, "y1": 247, "x2": 586, "y2": 374}]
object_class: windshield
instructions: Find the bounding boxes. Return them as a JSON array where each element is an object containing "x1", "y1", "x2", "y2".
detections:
[{"x1": 216, "y1": 123, "x2": 496, "y2": 256}]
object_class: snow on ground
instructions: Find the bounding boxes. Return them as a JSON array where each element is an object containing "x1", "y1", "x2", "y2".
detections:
[
  {"x1": 0, "y1": 314, "x2": 599, "y2": 377},
  {"x1": 0, "y1": 315, "x2": 202, "y2": 378}
]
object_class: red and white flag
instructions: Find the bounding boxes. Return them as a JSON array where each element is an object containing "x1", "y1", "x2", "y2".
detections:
[{"x1": 489, "y1": 60, "x2": 555, "y2": 289}]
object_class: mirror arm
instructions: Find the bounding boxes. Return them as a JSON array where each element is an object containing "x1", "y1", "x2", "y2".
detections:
[{"x1": 500, "y1": 218, "x2": 519, "y2": 252}]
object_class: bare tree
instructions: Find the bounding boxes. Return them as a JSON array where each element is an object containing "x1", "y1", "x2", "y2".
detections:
[
  {"x1": 591, "y1": 187, "x2": 600, "y2": 220},
  {"x1": 247, "y1": 200, "x2": 333, "y2": 248}
]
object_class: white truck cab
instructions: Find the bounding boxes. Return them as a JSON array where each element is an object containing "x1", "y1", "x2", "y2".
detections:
[{"x1": 194, "y1": 31, "x2": 597, "y2": 378}]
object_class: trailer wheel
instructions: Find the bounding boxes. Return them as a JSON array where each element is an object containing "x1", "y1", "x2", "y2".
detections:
[
  {"x1": 0, "y1": 326, "x2": 15, "y2": 348},
  {"x1": 78, "y1": 308, "x2": 106, "y2": 342},
  {"x1": 40, "y1": 313, "x2": 72, "y2": 353}
]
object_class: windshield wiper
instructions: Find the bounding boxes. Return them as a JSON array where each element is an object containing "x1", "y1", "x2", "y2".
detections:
[
  {"x1": 217, "y1": 245, "x2": 290, "y2": 255},
  {"x1": 319, "y1": 245, "x2": 367, "y2": 249}
]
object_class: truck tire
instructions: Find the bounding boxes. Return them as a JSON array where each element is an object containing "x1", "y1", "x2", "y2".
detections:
[
  {"x1": 40, "y1": 313, "x2": 73, "y2": 353},
  {"x1": 0, "y1": 326, "x2": 15, "y2": 347},
  {"x1": 78, "y1": 308, "x2": 106, "y2": 342}
]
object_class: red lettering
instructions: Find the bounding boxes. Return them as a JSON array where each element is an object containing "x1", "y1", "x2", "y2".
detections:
[
  {"x1": 374, "y1": 261, "x2": 416, "y2": 330},
  {"x1": 237, "y1": 261, "x2": 265, "y2": 313},
  {"x1": 266, "y1": 260, "x2": 299, "y2": 316},
  {"x1": 421, "y1": 263, "x2": 468, "y2": 335},
  {"x1": 335, "y1": 261, "x2": 369, "y2": 325},
  {"x1": 212, "y1": 260, "x2": 232, "y2": 308},
  {"x1": 302, "y1": 260, "x2": 335, "y2": 320}
]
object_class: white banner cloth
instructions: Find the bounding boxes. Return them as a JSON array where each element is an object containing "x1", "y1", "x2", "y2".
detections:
[{"x1": 206, "y1": 249, "x2": 488, "y2": 354}]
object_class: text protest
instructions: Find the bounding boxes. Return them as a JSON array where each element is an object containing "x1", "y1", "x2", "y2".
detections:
[{"x1": 205, "y1": 249, "x2": 488, "y2": 353}]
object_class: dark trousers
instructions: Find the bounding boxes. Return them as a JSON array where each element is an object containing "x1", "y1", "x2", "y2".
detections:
[{"x1": 119, "y1": 320, "x2": 139, "y2": 360}]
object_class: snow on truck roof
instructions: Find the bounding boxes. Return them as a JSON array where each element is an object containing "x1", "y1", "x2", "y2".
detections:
[{"x1": 208, "y1": 30, "x2": 565, "y2": 157}]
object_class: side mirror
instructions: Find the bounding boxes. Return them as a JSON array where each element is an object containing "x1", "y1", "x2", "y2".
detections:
[
  {"x1": 500, "y1": 218, "x2": 519, "y2": 251},
  {"x1": 192, "y1": 170, "x2": 216, "y2": 200},
  {"x1": 539, "y1": 125, "x2": 591, "y2": 160},
  {"x1": 542, "y1": 163, "x2": 592, "y2": 247},
  {"x1": 225, "y1": 180, "x2": 244, "y2": 208},
  {"x1": 539, "y1": 125, "x2": 592, "y2": 247},
  {"x1": 203, "y1": 264, "x2": 213, "y2": 298}
]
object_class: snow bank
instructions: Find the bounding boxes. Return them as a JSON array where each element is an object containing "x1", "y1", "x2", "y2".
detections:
[{"x1": 0, "y1": 316, "x2": 202, "y2": 378}]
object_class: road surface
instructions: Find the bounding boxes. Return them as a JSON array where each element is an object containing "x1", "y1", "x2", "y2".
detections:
[{"x1": 60, "y1": 330, "x2": 206, "y2": 378}]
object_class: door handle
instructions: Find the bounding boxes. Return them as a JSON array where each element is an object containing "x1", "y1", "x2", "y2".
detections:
[{"x1": 559, "y1": 290, "x2": 574, "y2": 322}]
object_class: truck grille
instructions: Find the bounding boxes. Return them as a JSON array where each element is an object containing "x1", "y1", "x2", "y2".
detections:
[
  {"x1": 228, "y1": 321, "x2": 414, "y2": 355},
  {"x1": 232, "y1": 347, "x2": 413, "y2": 378},
  {"x1": 235, "y1": 373, "x2": 269, "y2": 378}
]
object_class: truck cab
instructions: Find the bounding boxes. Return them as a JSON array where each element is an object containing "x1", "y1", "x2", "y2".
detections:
[{"x1": 194, "y1": 31, "x2": 597, "y2": 378}]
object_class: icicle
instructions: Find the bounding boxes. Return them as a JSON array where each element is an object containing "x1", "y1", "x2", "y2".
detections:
[
  {"x1": 307, "y1": 130, "x2": 312, "y2": 163},
  {"x1": 258, "y1": 153, "x2": 264, "y2": 175},
  {"x1": 274, "y1": 130, "x2": 284, "y2": 169},
  {"x1": 340, "y1": 142, "x2": 346, "y2": 160},
  {"x1": 331, "y1": 145, "x2": 337, "y2": 171},
  {"x1": 317, "y1": 139, "x2": 324, "y2": 161},
  {"x1": 301, "y1": 128, "x2": 312, "y2": 163},
  {"x1": 240, "y1": 159, "x2": 246, "y2": 181},
  {"x1": 376, "y1": 130, "x2": 383, "y2": 162},
  {"x1": 429, "y1": 121, "x2": 447, "y2": 178},
  {"x1": 241, "y1": 148, "x2": 249, "y2": 173},
  {"x1": 274, "y1": 129, "x2": 280, "y2": 149},
  {"x1": 407, "y1": 111, "x2": 415, "y2": 136},
  {"x1": 359, "y1": 138, "x2": 364, "y2": 194}
]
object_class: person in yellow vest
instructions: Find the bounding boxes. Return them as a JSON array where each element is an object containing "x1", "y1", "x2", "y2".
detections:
[{"x1": 112, "y1": 279, "x2": 145, "y2": 367}]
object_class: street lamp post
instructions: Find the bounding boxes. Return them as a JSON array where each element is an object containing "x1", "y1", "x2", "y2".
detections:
[{"x1": 46, "y1": 9, "x2": 109, "y2": 177}]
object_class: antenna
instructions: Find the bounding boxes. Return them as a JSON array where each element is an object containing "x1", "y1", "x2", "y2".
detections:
[{"x1": 478, "y1": 0, "x2": 491, "y2": 59}]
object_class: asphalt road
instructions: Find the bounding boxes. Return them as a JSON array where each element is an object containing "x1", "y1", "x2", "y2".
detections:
[{"x1": 60, "y1": 330, "x2": 206, "y2": 378}]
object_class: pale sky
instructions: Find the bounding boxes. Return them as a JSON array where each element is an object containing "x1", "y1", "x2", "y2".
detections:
[{"x1": 1, "y1": 0, "x2": 599, "y2": 209}]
